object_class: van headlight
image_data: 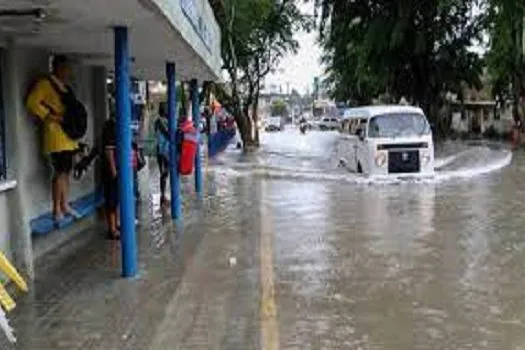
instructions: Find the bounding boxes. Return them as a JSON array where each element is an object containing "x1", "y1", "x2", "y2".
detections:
[{"x1": 375, "y1": 152, "x2": 387, "y2": 167}]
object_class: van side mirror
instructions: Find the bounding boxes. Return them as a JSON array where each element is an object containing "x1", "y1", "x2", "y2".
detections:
[{"x1": 357, "y1": 128, "x2": 365, "y2": 141}]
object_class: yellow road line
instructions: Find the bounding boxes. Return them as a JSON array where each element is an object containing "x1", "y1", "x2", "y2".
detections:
[{"x1": 259, "y1": 179, "x2": 279, "y2": 350}]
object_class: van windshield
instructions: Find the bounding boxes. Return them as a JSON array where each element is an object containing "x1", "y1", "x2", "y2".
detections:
[{"x1": 368, "y1": 113, "x2": 430, "y2": 138}]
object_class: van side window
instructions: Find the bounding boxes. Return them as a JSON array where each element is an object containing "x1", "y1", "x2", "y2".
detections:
[{"x1": 356, "y1": 119, "x2": 367, "y2": 135}]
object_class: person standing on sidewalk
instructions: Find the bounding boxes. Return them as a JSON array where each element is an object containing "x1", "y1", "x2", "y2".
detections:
[
  {"x1": 26, "y1": 55, "x2": 82, "y2": 225},
  {"x1": 155, "y1": 102, "x2": 170, "y2": 207}
]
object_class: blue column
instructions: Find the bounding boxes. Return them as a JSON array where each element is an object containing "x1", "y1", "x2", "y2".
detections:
[
  {"x1": 191, "y1": 79, "x2": 203, "y2": 195},
  {"x1": 114, "y1": 26, "x2": 137, "y2": 278},
  {"x1": 166, "y1": 62, "x2": 182, "y2": 220}
]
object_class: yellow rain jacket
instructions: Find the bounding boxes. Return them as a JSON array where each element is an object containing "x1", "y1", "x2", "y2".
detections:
[{"x1": 26, "y1": 75, "x2": 78, "y2": 154}]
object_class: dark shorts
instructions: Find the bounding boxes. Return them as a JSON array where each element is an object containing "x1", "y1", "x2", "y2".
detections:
[
  {"x1": 104, "y1": 178, "x2": 119, "y2": 210},
  {"x1": 156, "y1": 151, "x2": 169, "y2": 175},
  {"x1": 50, "y1": 150, "x2": 76, "y2": 174}
]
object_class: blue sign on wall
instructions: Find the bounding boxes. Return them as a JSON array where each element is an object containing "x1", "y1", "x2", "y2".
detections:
[{"x1": 180, "y1": 0, "x2": 213, "y2": 51}]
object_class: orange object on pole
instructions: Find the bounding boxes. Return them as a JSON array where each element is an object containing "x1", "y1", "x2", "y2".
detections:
[{"x1": 179, "y1": 120, "x2": 198, "y2": 175}]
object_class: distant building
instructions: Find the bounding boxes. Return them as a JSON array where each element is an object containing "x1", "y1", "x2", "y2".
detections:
[{"x1": 447, "y1": 71, "x2": 514, "y2": 136}]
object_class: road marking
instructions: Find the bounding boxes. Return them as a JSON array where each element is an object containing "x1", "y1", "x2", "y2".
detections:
[{"x1": 259, "y1": 179, "x2": 279, "y2": 350}]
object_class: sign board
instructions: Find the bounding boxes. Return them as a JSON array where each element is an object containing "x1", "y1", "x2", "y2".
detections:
[
  {"x1": 131, "y1": 81, "x2": 147, "y2": 105},
  {"x1": 180, "y1": 0, "x2": 213, "y2": 51}
]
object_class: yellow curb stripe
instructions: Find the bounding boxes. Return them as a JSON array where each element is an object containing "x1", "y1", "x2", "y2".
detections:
[{"x1": 259, "y1": 179, "x2": 279, "y2": 350}]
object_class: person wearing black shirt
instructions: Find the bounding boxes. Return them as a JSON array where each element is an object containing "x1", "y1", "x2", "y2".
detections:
[
  {"x1": 101, "y1": 117, "x2": 119, "y2": 239},
  {"x1": 155, "y1": 102, "x2": 170, "y2": 207}
]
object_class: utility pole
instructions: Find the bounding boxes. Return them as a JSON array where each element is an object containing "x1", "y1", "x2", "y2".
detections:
[{"x1": 313, "y1": 77, "x2": 319, "y2": 101}]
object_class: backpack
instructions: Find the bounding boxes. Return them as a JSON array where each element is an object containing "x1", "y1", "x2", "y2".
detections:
[{"x1": 47, "y1": 78, "x2": 88, "y2": 140}]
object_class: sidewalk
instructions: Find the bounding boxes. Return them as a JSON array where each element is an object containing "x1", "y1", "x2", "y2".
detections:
[{"x1": 1, "y1": 166, "x2": 263, "y2": 349}]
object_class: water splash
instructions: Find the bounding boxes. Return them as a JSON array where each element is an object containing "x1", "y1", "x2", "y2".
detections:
[{"x1": 210, "y1": 145, "x2": 512, "y2": 185}]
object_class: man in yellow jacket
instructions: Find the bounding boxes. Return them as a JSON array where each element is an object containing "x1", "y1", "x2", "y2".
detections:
[{"x1": 26, "y1": 55, "x2": 81, "y2": 224}]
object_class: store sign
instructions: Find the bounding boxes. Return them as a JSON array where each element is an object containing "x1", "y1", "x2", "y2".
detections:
[{"x1": 180, "y1": 0, "x2": 213, "y2": 51}]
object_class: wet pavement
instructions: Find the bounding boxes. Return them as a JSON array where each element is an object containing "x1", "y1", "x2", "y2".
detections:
[{"x1": 3, "y1": 126, "x2": 525, "y2": 349}]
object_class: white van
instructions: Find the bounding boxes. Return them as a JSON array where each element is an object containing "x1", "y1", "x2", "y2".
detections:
[
  {"x1": 265, "y1": 115, "x2": 284, "y2": 132},
  {"x1": 318, "y1": 116, "x2": 340, "y2": 131},
  {"x1": 339, "y1": 105, "x2": 434, "y2": 176}
]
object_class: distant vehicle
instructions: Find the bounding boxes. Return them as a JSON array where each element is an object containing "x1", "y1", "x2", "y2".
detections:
[
  {"x1": 318, "y1": 117, "x2": 340, "y2": 131},
  {"x1": 265, "y1": 115, "x2": 284, "y2": 132},
  {"x1": 339, "y1": 105, "x2": 434, "y2": 176},
  {"x1": 312, "y1": 99, "x2": 338, "y2": 119}
]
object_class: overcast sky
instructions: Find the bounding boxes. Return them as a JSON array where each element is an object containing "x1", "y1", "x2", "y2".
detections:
[{"x1": 263, "y1": 1, "x2": 323, "y2": 95}]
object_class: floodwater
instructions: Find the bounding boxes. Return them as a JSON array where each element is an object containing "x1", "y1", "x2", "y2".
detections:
[
  {"x1": 5, "y1": 126, "x2": 523, "y2": 349},
  {"x1": 213, "y1": 128, "x2": 512, "y2": 184},
  {"x1": 209, "y1": 127, "x2": 525, "y2": 349}
]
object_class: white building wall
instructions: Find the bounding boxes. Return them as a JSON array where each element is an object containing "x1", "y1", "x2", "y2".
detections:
[{"x1": 153, "y1": 0, "x2": 222, "y2": 77}]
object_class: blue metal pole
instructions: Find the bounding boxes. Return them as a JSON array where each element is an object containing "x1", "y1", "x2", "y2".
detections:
[
  {"x1": 114, "y1": 26, "x2": 137, "y2": 278},
  {"x1": 166, "y1": 62, "x2": 182, "y2": 220},
  {"x1": 190, "y1": 79, "x2": 203, "y2": 195}
]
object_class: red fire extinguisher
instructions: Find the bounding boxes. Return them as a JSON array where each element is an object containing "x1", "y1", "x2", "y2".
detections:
[{"x1": 179, "y1": 120, "x2": 198, "y2": 175}]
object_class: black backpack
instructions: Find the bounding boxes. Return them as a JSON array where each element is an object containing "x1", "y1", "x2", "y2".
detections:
[{"x1": 48, "y1": 78, "x2": 88, "y2": 140}]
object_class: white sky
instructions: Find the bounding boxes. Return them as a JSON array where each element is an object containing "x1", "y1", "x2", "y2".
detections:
[{"x1": 263, "y1": 1, "x2": 323, "y2": 95}]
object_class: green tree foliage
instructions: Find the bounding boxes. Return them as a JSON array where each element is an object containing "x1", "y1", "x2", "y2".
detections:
[
  {"x1": 315, "y1": 0, "x2": 485, "y2": 130},
  {"x1": 486, "y1": 0, "x2": 525, "y2": 120},
  {"x1": 213, "y1": 0, "x2": 308, "y2": 147},
  {"x1": 271, "y1": 98, "x2": 289, "y2": 116}
]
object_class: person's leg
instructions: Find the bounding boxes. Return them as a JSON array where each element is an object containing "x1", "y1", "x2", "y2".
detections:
[
  {"x1": 58, "y1": 151, "x2": 81, "y2": 218},
  {"x1": 51, "y1": 174, "x2": 62, "y2": 220},
  {"x1": 108, "y1": 208, "x2": 118, "y2": 239},
  {"x1": 104, "y1": 179, "x2": 119, "y2": 239},
  {"x1": 158, "y1": 154, "x2": 169, "y2": 205},
  {"x1": 59, "y1": 172, "x2": 69, "y2": 212},
  {"x1": 50, "y1": 153, "x2": 66, "y2": 222},
  {"x1": 161, "y1": 173, "x2": 169, "y2": 206}
]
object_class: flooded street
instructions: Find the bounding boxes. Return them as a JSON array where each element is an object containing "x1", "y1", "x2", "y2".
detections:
[
  {"x1": 210, "y1": 127, "x2": 523, "y2": 349},
  {"x1": 6, "y1": 126, "x2": 525, "y2": 350}
]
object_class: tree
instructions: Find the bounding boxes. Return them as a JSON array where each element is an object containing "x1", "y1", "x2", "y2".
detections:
[
  {"x1": 271, "y1": 98, "x2": 288, "y2": 116},
  {"x1": 486, "y1": 0, "x2": 525, "y2": 122},
  {"x1": 214, "y1": 0, "x2": 308, "y2": 148},
  {"x1": 315, "y1": 0, "x2": 485, "y2": 135}
]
